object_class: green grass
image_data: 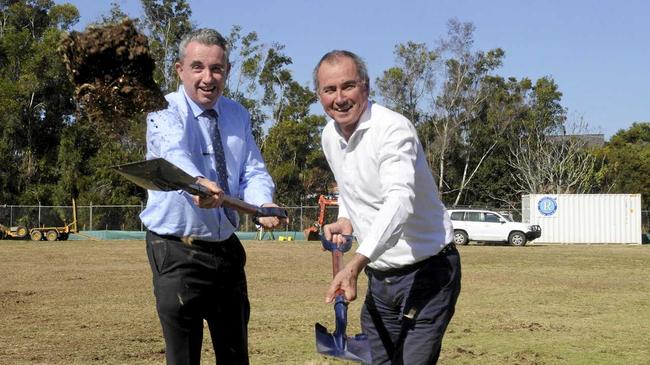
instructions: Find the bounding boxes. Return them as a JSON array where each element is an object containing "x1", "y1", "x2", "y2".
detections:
[{"x1": 0, "y1": 240, "x2": 648, "y2": 364}]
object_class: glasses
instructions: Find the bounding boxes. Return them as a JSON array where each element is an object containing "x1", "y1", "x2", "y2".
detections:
[{"x1": 318, "y1": 79, "x2": 366, "y2": 96}]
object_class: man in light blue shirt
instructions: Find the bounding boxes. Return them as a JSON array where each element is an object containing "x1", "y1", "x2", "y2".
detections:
[{"x1": 140, "y1": 28, "x2": 284, "y2": 365}]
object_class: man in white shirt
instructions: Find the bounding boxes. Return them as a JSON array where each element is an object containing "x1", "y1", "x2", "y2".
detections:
[{"x1": 314, "y1": 50, "x2": 461, "y2": 365}]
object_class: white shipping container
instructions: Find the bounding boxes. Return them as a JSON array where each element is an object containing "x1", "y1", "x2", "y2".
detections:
[{"x1": 522, "y1": 194, "x2": 642, "y2": 244}]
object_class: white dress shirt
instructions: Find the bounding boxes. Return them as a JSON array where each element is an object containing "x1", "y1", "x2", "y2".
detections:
[{"x1": 322, "y1": 102, "x2": 453, "y2": 270}]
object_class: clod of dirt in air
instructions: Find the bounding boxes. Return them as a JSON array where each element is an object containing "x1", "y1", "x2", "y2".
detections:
[{"x1": 60, "y1": 18, "x2": 167, "y2": 130}]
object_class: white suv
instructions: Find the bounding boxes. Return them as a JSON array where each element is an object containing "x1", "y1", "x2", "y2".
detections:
[{"x1": 448, "y1": 209, "x2": 541, "y2": 246}]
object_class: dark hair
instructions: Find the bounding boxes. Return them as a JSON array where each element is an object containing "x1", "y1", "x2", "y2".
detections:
[
  {"x1": 312, "y1": 50, "x2": 369, "y2": 93},
  {"x1": 178, "y1": 28, "x2": 229, "y2": 63}
]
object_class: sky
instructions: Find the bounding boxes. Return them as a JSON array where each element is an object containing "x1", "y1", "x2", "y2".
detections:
[{"x1": 60, "y1": 0, "x2": 649, "y2": 140}]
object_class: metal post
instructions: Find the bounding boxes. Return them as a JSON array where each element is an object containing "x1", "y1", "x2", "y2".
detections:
[
  {"x1": 38, "y1": 202, "x2": 41, "y2": 227},
  {"x1": 90, "y1": 202, "x2": 93, "y2": 231},
  {"x1": 10, "y1": 206, "x2": 13, "y2": 226},
  {"x1": 140, "y1": 201, "x2": 144, "y2": 231}
]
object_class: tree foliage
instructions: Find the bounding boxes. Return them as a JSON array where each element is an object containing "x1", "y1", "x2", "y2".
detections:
[
  {"x1": 595, "y1": 122, "x2": 650, "y2": 210},
  {"x1": 140, "y1": 0, "x2": 192, "y2": 93},
  {"x1": 0, "y1": 3, "x2": 644, "y2": 222},
  {"x1": 0, "y1": 0, "x2": 78, "y2": 204}
]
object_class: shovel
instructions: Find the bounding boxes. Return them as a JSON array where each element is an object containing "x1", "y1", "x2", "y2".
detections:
[
  {"x1": 113, "y1": 158, "x2": 287, "y2": 219},
  {"x1": 315, "y1": 235, "x2": 372, "y2": 363}
]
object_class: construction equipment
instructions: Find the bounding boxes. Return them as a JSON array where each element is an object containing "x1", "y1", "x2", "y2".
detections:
[
  {"x1": 0, "y1": 224, "x2": 29, "y2": 240},
  {"x1": 315, "y1": 235, "x2": 371, "y2": 363},
  {"x1": 30, "y1": 199, "x2": 78, "y2": 241},
  {"x1": 304, "y1": 194, "x2": 339, "y2": 241}
]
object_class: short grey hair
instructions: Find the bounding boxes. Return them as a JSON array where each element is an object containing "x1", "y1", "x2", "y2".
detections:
[
  {"x1": 312, "y1": 50, "x2": 370, "y2": 93},
  {"x1": 178, "y1": 28, "x2": 230, "y2": 63}
]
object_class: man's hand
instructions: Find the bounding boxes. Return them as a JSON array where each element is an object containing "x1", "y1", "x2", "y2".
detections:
[
  {"x1": 192, "y1": 177, "x2": 225, "y2": 208},
  {"x1": 325, "y1": 253, "x2": 370, "y2": 303},
  {"x1": 323, "y1": 217, "x2": 354, "y2": 245},
  {"x1": 256, "y1": 203, "x2": 289, "y2": 229}
]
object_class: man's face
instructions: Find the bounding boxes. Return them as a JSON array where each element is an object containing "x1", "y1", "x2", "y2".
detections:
[
  {"x1": 175, "y1": 41, "x2": 229, "y2": 109},
  {"x1": 316, "y1": 56, "x2": 369, "y2": 137}
]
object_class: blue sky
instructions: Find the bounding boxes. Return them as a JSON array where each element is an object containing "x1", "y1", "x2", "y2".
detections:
[{"x1": 61, "y1": 0, "x2": 649, "y2": 140}]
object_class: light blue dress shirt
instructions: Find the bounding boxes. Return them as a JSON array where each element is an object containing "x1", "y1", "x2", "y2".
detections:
[{"x1": 140, "y1": 87, "x2": 275, "y2": 241}]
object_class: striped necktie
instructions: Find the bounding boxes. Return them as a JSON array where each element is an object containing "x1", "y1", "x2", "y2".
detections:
[{"x1": 203, "y1": 108, "x2": 238, "y2": 227}]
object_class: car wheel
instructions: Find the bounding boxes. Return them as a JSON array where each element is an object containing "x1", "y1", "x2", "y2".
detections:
[
  {"x1": 509, "y1": 231, "x2": 527, "y2": 246},
  {"x1": 454, "y1": 230, "x2": 469, "y2": 245}
]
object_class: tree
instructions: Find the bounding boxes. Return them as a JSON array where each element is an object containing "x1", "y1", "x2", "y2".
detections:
[
  {"x1": 375, "y1": 41, "x2": 437, "y2": 125},
  {"x1": 596, "y1": 122, "x2": 650, "y2": 210},
  {"x1": 262, "y1": 115, "x2": 329, "y2": 206},
  {"x1": 140, "y1": 0, "x2": 193, "y2": 94},
  {"x1": 0, "y1": 0, "x2": 79, "y2": 204},
  {"x1": 453, "y1": 76, "x2": 531, "y2": 208},
  {"x1": 431, "y1": 19, "x2": 505, "y2": 206},
  {"x1": 507, "y1": 80, "x2": 601, "y2": 195}
]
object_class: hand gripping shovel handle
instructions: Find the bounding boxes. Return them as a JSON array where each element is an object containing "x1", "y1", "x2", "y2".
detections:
[
  {"x1": 187, "y1": 183, "x2": 287, "y2": 219},
  {"x1": 315, "y1": 236, "x2": 372, "y2": 363}
]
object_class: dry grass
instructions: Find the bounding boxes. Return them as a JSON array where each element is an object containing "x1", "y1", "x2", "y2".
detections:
[{"x1": 1, "y1": 240, "x2": 648, "y2": 364}]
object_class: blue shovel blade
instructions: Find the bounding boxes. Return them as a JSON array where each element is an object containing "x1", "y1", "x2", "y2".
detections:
[{"x1": 315, "y1": 323, "x2": 371, "y2": 363}]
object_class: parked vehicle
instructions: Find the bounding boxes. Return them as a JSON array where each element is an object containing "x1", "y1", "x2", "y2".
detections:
[
  {"x1": 29, "y1": 199, "x2": 78, "y2": 241},
  {"x1": 0, "y1": 224, "x2": 29, "y2": 240},
  {"x1": 448, "y1": 209, "x2": 541, "y2": 246}
]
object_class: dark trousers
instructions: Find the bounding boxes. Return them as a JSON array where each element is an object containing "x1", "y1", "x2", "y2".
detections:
[
  {"x1": 362, "y1": 245, "x2": 461, "y2": 365},
  {"x1": 146, "y1": 231, "x2": 250, "y2": 365}
]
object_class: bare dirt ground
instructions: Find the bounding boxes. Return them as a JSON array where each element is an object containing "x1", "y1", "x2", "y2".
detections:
[{"x1": 1, "y1": 240, "x2": 648, "y2": 364}]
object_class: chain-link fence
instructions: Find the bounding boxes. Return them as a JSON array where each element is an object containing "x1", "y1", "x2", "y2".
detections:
[
  {"x1": 1, "y1": 203, "x2": 647, "y2": 235},
  {"x1": 0, "y1": 203, "x2": 341, "y2": 233}
]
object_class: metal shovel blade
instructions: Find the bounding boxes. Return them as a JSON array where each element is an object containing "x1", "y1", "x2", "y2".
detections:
[
  {"x1": 113, "y1": 158, "x2": 288, "y2": 218},
  {"x1": 315, "y1": 295, "x2": 372, "y2": 363}
]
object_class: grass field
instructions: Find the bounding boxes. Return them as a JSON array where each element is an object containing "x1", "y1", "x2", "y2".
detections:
[{"x1": 1, "y1": 240, "x2": 648, "y2": 364}]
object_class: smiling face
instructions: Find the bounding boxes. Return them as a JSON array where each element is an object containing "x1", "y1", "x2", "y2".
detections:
[
  {"x1": 175, "y1": 41, "x2": 229, "y2": 109},
  {"x1": 316, "y1": 56, "x2": 369, "y2": 139}
]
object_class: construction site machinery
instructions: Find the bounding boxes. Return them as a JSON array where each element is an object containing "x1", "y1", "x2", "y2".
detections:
[
  {"x1": 304, "y1": 194, "x2": 339, "y2": 241},
  {"x1": 30, "y1": 199, "x2": 78, "y2": 242},
  {"x1": 0, "y1": 224, "x2": 29, "y2": 240}
]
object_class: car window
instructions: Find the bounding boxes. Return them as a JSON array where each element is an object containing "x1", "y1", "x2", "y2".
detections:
[
  {"x1": 484, "y1": 213, "x2": 500, "y2": 223},
  {"x1": 450, "y1": 211, "x2": 465, "y2": 221},
  {"x1": 466, "y1": 212, "x2": 481, "y2": 222}
]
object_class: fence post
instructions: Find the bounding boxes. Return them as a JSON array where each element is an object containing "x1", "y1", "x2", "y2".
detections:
[
  {"x1": 140, "y1": 201, "x2": 144, "y2": 231},
  {"x1": 10, "y1": 206, "x2": 13, "y2": 226},
  {"x1": 90, "y1": 202, "x2": 93, "y2": 231},
  {"x1": 38, "y1": 201, "x2": 41, "y2": 227}
]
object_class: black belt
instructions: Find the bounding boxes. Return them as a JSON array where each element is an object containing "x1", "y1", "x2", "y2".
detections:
[
  {"x1": 148, "y1": 230, "x2": 238, "y2": 253},
  {"x1": 366, "y1": 242, "x2": 456, "y2": 277}
]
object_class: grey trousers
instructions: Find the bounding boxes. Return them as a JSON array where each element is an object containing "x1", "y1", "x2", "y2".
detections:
[{"x1": 362, "y1": 245, "x2": 461, "y2": 364}]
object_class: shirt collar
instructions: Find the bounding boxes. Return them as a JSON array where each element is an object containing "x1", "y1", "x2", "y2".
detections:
[
  {"x1": 333, "y1": 100, "x2": 373, "y2": 140},
  {"x1": 180, "y1": 86, "x2": 219, "y2": 118}
]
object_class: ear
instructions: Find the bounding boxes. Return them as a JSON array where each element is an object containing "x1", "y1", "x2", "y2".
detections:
[
  {"x1": 225, "y1": 61, "x2": 232, "y2": 78},
  {"x1": 175, "y1": 62, "x2": 183, "y2": 77}
]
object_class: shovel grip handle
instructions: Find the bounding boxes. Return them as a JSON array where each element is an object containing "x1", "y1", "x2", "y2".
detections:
[{"x1": 187, "y1": 184, "x2": 288, "y2": 219}]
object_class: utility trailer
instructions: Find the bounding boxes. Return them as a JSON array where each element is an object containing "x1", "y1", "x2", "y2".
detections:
[
  {"x1": 0, "y1": 224, "x2": 29, "y2": 240},
  {"x1": 30, "y1": 200, "x2": 78, "y2": 242}
]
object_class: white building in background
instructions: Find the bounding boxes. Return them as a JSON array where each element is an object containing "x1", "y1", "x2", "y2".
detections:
[{"x1": 522, "y1": 194, "x2": 642, "y2": 244}]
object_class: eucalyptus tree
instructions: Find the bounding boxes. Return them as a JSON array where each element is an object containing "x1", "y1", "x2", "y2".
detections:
[
  {"x1": 375, "y1": 41, "x2": 438, "y2": 125},
  {"x1": 140, "y1": 0, "x2": 193, "y2": 94},
  {"x1": 433, "y1": 19, "x2": 506, "y2": 206},
  {"x1": 0, "y1": 0, "x2": 79, "y2": 204}
]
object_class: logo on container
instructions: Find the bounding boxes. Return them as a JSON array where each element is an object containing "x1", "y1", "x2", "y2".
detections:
[{"x1": 537, "y1": 196, "x2": 557, "y2": 216}]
